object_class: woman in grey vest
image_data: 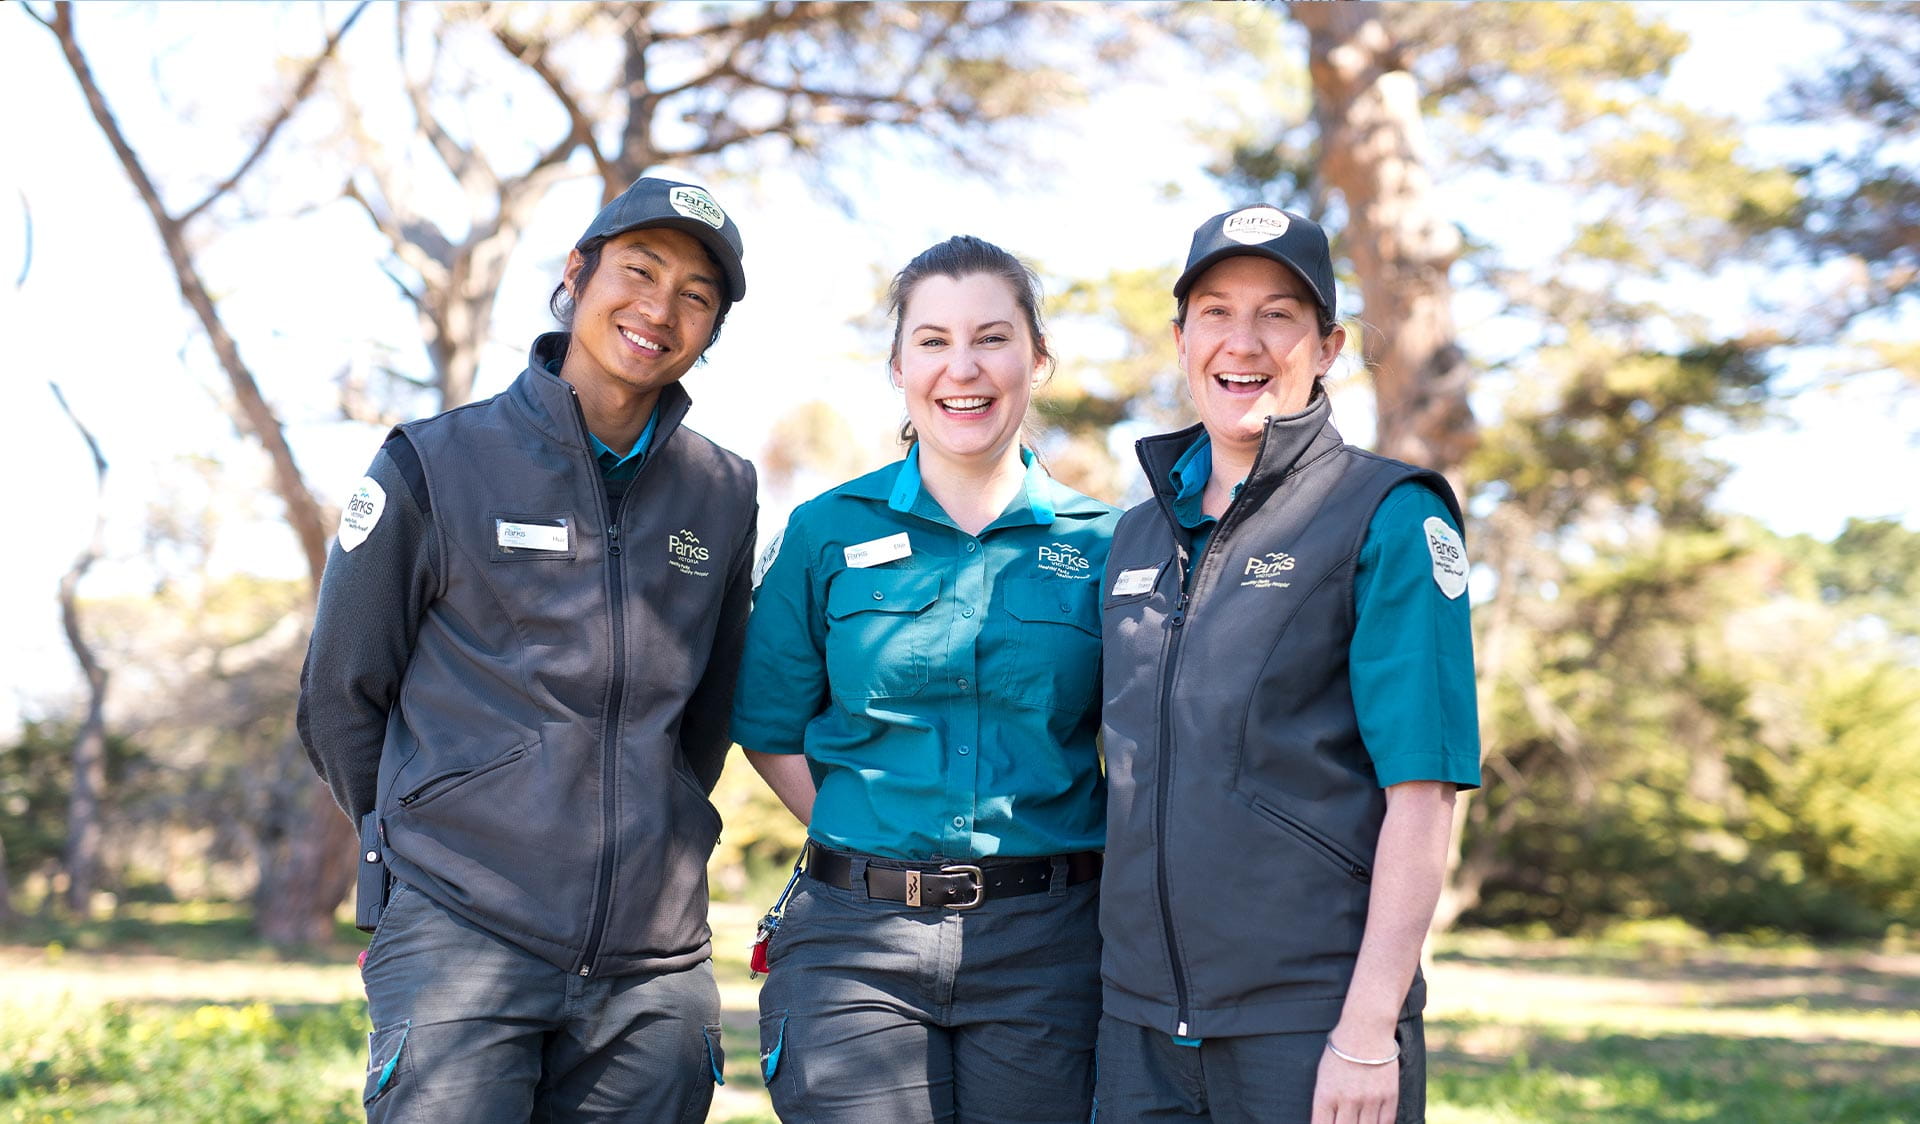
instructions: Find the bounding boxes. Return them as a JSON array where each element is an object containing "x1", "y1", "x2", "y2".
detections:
[{"x1": 1093, "y1": 206, "x2": 1483, "y2": 1123}]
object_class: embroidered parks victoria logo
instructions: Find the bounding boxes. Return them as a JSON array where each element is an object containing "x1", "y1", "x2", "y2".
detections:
[
  {"x1": 1240, "y1": 550, "x2": 1297, "y2": 589},
  {"x1": 1037, "y1": 542, "x2": 1093, "y2": 579},
  {"x1": 668, "y1": 528, "x2": 712, "y2": 577}
]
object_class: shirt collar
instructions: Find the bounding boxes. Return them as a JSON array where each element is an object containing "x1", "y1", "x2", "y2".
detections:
[
  {"x1": 588, "y1": 403, "x2": 661, "y2": 472},
  {"x1": 1167, "y1": 432, "x2": 1242, "y2": 532},
  {"x1": 887, "y1": 445, "x2": 1058, "y2": 529}
]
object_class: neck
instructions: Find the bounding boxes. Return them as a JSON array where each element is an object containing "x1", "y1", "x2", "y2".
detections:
[
  {"x1": 1203, "y1": 434, "x2": 1258, "y2": 517},
  {"x1": 564, "y1": 366, "x2": 661, "y2": 455},
  {"x1": 919, "y1": 442, "x2": 1029, "y2": 537}
]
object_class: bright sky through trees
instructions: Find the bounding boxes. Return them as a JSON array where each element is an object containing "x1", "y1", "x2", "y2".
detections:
[{"x1": 0, "y1": 1, "x2": 1914, "y2": 737}]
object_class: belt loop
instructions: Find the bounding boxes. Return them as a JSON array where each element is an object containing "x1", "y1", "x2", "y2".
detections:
[
  {"x1": 849, "y1": 856, "x2": 872, "y2": 903},
  {"x1": 1048, "y1": 855, "x2": 1070, "y2": 898}
]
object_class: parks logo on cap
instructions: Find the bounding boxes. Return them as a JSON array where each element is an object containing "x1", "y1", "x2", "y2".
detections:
[
  {"x1": 668, "y1": 186, "x2": 726, "y2": 230},
  {"x1": 1222, "y1": 206, "x2": 1290, "y2": 245},
  {"x1": 1172, "y1": 202, "x2": 1334, "y2": 318}
]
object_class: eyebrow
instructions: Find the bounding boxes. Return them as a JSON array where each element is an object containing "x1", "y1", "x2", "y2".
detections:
[
  {"x1": 910, "y1": 318, "x2": 1015, "y2": 335},
  {"x1": 1193, "y1": 289, "x2": 1309, "y2": 305},
  {"x1": 617, "y1": 242, "x2": 722, "y2": 294}
]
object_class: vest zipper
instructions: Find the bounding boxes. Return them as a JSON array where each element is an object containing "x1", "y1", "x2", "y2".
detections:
[
  {"x1": 568, "y1": 386, "x2": 643, "y2": 979},
  {"x1": 1151, "y1": 473, "x2": 1245, "y2": 1037},
  {"x1": 1154, "y1": 587, "x2": 1194, "y2": 1035}
]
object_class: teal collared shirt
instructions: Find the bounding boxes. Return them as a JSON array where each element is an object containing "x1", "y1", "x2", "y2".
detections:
[
  {"x1": 731, "y1": 447, "x2": 1121, "y2": 860},
  {"x1": 588, "y1": 405, "x2": 661, "y2": 484},
  {"x1": 1166, "y1": 432, "x2": 1480, "y2": 790}
]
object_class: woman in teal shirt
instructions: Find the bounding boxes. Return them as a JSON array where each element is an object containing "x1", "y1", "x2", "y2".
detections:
[{"x1": 731, "y1": 235, "x2": 1118, "y2": 1123}]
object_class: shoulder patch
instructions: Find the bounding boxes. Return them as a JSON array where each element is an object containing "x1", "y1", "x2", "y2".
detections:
[
  {"x1": 338, "y1": 476, "x2": 387, "y2": 553},
  {"x1": 1423, "y1": 516, "x2": 1468, "y2": 599},
  {"x1": 752, "y1": 530, "x2": 784, "y2": 591}
]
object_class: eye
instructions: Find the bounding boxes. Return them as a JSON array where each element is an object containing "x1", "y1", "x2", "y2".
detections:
[
  {"x1": 917, "y1": 335, "x2": 948, "y2": 349},
  {"x1": 978, "y1": 333, "x2": 1009, "y2": 346},
  {"x1": 683, "y1": 290, "x2": 712, "y2": 309},
  {"x1": 627, "y1": 265, "x2": 653, "y2": 280}
]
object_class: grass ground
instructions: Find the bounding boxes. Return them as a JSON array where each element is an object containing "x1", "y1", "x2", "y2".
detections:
[{"x1": 3, "y1": 903, "x2": 1916, "y2": 1122}]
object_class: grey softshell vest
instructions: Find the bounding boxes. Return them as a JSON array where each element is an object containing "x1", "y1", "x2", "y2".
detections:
[
  {"x1": 1098, "y1": 392, "x2": 1462, "y2": 1037},
  {"x1": 376, "y1": 337, "x2": 756, "y2": 977}
]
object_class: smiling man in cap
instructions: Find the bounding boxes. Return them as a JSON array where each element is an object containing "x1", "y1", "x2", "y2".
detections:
[{"x1": 300, "y1": 175, "x2": 758, "y2": 1122}]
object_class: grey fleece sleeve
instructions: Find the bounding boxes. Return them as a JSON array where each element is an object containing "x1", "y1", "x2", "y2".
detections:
[
  {"x1": 297, "y1": 436, "x2": 438, "y2": 822},
  {"x1": 680, "y1": 508, "x2": 756, "y2": 794}
]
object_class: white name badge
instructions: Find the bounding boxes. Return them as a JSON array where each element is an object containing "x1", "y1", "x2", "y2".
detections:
[
  {"x1": 497, "y1": 521, "x2": 570, "y2": 552},
  {"x1": 1111, "y1": 566, "x2": 1160, "y2": 597},
  {"x1": 844, "y1": 532, "x2": 912, "y2": 569}
]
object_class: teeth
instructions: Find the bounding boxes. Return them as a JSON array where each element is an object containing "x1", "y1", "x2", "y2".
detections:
[
  {"x1": 940, "y1": 397, "x2": 991, "y2": 411},
  {"x1": 1219, "y1": 374, "x2": 1269, "y2": 385},
  {"x1": 620, "y1": 327, "x2": 664, "y2": 352}
]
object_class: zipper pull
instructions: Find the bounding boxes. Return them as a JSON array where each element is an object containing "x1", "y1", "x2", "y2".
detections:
[
  {"x1": 1169, "y1": 593, "x2": 1189, "y2": 628},
  {"x1": 607, "y1": 523, "x2": 621, "y2": 557}
]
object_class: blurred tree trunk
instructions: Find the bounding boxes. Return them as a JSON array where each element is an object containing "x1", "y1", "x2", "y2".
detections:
[
  {"x1": 32, "y1": 0, "x2": 366, "y2": 945},
  {"x1": 1291, "y1": 1, "x2": 1481, "y2": 931},
  {"x1": 1292, "y1": 1, "x2": 1477, "y2": 495},
  {"x1": 50, "y1": 384, "x2": 110, "y2": 917},
  {"x1": 0, "y1": 835, "x2": 13, "y2": 929}
]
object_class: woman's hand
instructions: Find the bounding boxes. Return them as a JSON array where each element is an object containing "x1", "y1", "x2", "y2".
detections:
[{"x1": 1312, "y1": 1032, "x2": 1399, "y2": 1124}]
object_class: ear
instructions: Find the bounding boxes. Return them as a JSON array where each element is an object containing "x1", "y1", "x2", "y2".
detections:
[
  {"x1": 889, "y1": 360, "x2": 905, "y2": 390},
  {"x1": 1316, "y1": 323, "x2": 1348, "y2": 377},
  {"x1": 561, "y1": 248, "x2": 586, "y2": 298},
  {"x1": 1172, "y1": 320, "x2": 1188, "y2": 373}
]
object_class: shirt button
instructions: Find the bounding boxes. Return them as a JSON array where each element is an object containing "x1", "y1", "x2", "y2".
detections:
[
  {"x1": 957, "y1": 745, "x2": 971, "y2": 756},
  {"x1": 1059, "y1": 602, "x2": 1071, "y2": 613},
  {"x1": 957, "y1": 678, "x2": 969, "y2": 691},
  {"x1": 965, "y1": 541, "x2": 978, "y2": 553},
  {"x1": 953, "y1": 817, "x2": 965, "y2": 828},
  {"x1": 872, "y1": 590, "x2": 885, "y2": 600},
  {"x1": 961, "y1": 607, "x2": 975, "y2": 618}
]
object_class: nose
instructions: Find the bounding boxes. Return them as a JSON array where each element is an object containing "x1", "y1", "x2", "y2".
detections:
[
  {"x1": 948, "y1": 345, "x2": 985, "y2": 381},
  {"x1": 630, "y1": 284, "x2": 674, "y2": 327},
  {"x1": 1222, "y1": 316, "x2": 1260, "y2": 355}
]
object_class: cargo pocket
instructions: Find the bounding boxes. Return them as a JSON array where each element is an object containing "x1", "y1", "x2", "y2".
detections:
[
  {"x1": 363, "y1": 1019, "x2": 411, "y2": 1105},
  {"x1": 703, "y1": 1023, "x2": 726, "y2": 1087},
  {"x1": 758, "y1": 1011, "x2": 788, "y2": 1084}
]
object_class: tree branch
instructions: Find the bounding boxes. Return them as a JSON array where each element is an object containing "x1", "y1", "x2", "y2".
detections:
[
  {"x1": 177, "y1": 1, "x2": 369, "y2": 226},
  {"x1": 39, "y1": 0, "x2": 331, "y2": 588}
]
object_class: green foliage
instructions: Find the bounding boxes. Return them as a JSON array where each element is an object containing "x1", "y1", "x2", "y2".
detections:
[{"x1": 0, "y1": 1000, "x2": 366, "y2": 1122}]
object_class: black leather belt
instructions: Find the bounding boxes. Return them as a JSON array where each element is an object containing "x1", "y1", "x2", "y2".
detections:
[{"x1": 802, "y1": 840, "x2": 1101, "y2": 910}]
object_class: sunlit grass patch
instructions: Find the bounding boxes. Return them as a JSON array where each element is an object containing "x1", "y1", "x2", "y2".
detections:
[
  {"x1": 1428, "y1": 1020, "x2": 1920, "y2": 1123},
  {"x1": 0, "y1": 998, "x2": 366, "y2": 1123}
]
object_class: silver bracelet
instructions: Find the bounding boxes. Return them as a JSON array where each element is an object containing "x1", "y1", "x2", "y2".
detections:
[{"x1": 1326, "y1": 1038, "x2": 1401, "y2": 1066}]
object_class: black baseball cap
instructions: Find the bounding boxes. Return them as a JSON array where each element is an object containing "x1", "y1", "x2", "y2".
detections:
[
  {"x1": 1173, "y1": 205, "x2": 1334, "y2": 320},
  {"x1": 576, "y1": 177, "x2": 746, "y2": 302}
]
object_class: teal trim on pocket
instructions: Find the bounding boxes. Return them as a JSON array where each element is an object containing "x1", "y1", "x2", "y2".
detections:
[
  {"x1": 759, "y1": 1012, "x2": 787, "y2": 1083},
  {"x1": 364, "y1": 1019, "x2": 411, "y2": 1104},
  {"x1": 703, "y1": 1023, "x2": 725, "y2": 1087}
]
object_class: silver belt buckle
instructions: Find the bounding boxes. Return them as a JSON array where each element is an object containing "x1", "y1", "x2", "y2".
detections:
[{"x1": 940, "y1": 864, "x2": 985, "y2": 910}]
